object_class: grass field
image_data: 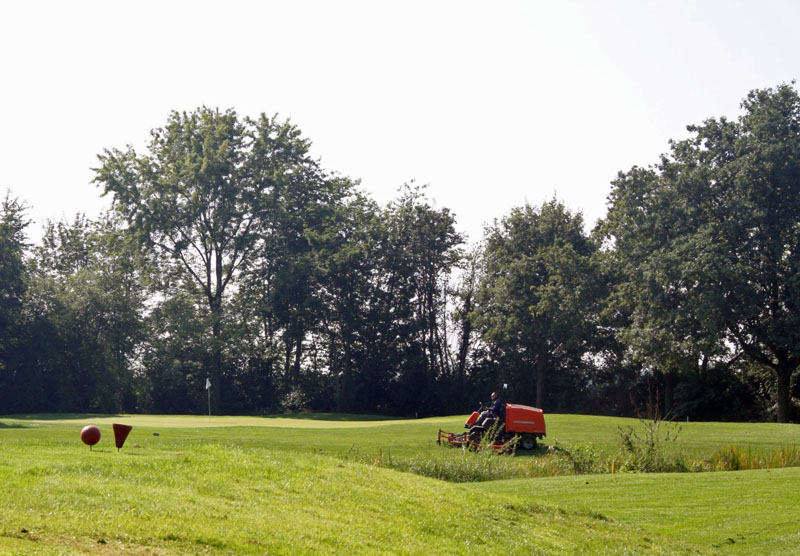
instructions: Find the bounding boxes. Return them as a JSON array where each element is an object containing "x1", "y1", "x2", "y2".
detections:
[
  {"x1": 1, "y1": 412, "x2": 798, "y2": 554},
  {"x1": 470, "y1": 468, "x2": 800, "y2": 555}
]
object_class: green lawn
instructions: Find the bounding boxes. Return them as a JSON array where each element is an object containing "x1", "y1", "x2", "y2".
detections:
[
  {"x1": 470, "y1": 467, "x2": 800, "y2": 555},
  {"x1": 543, "y1": 414, "x2": 800, "y2": 458},
  {"x1": 7, "y1": 412, "x2": 798, "y2": 459},
  {"x1": 1, "y1": 412, "x2": 798, "y2": 554}
]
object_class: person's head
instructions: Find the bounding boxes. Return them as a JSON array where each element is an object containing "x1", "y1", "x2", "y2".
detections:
[{"x1": 491, "y1": 391, "x2": 498, "y2": 401}]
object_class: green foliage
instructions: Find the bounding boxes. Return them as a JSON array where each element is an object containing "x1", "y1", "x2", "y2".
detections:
[
  {"x1": 600, "y1": 83, "x2": 800, "y2": 422},
  {"x1": 547, "y1": 441, "x2": 604, "y2": 475},
  {"x1": 364, "y1": 447, "x2": 514, "y2": 483},
  {"x1": 5, "y1": 84, "x2": 800, "y2": 421},
  {"x1": 473, "y1": 199, "x2": 597, "y2": 409},
  {"x1": 0, "y1": 194, "x2": 29, "y2": 414},
  {"x1": 0, "y1": 193, "x2": 28, "y2": 367},
  {"x1": 94, "y1": 107, "x2": 329, "y2": 412},
  {"x1": 615, "y1": 418, "x2": 687, "y2": 473},
  {"x1": 16, "y1": 214, "x2": 144, "y2": 413}
]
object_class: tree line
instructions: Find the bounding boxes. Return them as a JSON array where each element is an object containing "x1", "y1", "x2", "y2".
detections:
[{"x1": 1, "y1": 84, "x2": 798, "y2": 422}]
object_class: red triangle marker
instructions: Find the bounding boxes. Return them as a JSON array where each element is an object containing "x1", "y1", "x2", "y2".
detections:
[{"x1": 112, "y1": 423, "x2": 133, "y2": 451}]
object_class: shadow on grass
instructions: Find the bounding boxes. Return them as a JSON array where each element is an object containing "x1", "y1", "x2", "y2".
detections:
[
  {"x1": 4, "y1": 413, "x2": 110, "y2": 421},
  {"x1": 0, "y1": 422, "x2": 28, "y2": 429},
  {"x1": 512, "y1": 444, "x2": 552, "y2": 458},
  {"x1": 3, "y1": 412, "x2": 405, "y2": 423},
  {"x1": 261, "y1": 413, "x2": 401, "y2": 422}
]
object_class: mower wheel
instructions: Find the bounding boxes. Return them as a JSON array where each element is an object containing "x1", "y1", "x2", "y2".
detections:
[
  {"x1": 468, "y1": 426, "x2": 485, "y2": 444},
  {"x1": 519, "y1": 435, "x2": 537, "y2": 450}
]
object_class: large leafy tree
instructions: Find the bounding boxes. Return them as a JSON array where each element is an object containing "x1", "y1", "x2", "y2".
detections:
[
  {"x1": 598, "y1": 164, "x2": 729, "y2": 414},
  {"x1": 0, "y1": 193, "x2": 29, "y2": 412},
  {"x1": 377, "y1": 186, "x2": 463, "y2": 415},
  {"x1": 602, "y1": 84, "x2": 800, "y2": 422},
  {"x1": 474, "y1": 200, "x2": 597, "y2": 409},
  {"x1": 310, "y1": 190, "x2": 384, "y2": 412},
  {"x1": 231, "y1": 165, "x2": 355, "y2": 410},
  {"x1": 94, "y1": 108, "x2": 318, "y2": 411},
  {"x1": 21, "y1": 214, "x2": 144, "y2": 412}
]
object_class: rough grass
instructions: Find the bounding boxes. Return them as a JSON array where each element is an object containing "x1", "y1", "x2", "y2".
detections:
[
  {"x1": 0, "y1": 419, "x2": 688, "y2": 555},
  {"x1": 1, "y1": 413, "x2": 799, "y2": 554},
  {"x1": 700, "y1": 444, "x2": 800, "y2": 471}
]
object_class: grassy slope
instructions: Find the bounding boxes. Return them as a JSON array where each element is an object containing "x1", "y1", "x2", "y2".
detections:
[
  {"x1": 1, "y1": 413, "x2": 799, "y2": 554},
  {"x1": 469, "y1": 467, "x2": 800, "y2": 555},
  {"x1": 0, "y1": 421, "x2": 688, "y2": 555}
]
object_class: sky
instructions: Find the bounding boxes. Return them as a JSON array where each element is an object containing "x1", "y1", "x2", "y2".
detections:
[{"x1": 1, "y1": 0, "x2": 799, "y2": 244}]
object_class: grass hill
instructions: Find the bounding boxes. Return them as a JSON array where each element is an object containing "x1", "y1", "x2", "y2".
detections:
[{"x1": 1, "y1": 413, "x2": 798, "y2": 554}]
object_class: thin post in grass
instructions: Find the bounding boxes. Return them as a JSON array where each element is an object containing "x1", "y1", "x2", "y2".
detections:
[{"x1": 205, "y1": 378, "x2": 212, "y2": 417}]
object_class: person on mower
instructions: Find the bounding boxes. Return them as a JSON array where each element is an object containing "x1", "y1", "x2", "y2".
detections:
[
  {"x1": 489, "y1": 391, "x2": 504, "y2": 417},
  {"x1": 476, "y1": 391, "x2": 504, "y2": 428}
]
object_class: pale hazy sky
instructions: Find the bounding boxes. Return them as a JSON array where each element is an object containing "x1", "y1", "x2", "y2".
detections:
[{"x1": 2, "y1": 0, "x2": 798, "y2": 243}]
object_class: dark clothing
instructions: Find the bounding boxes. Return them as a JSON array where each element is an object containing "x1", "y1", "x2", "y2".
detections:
[
  {"x1": 489, "y1": 398, "x2": 504, "y2": 418},
  {"x1": 475, "y1": 396, "x2": 505, "y2": 429}
]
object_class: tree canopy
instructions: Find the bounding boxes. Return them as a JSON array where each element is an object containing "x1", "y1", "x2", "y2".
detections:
[
  {"x1": 601, "y1": 83, "x2": 800, "y2": 421},
  {"x1": 474, "y1": 200, "x2": 597, "y2": 409},
  {"x1": 1, "y1": 84, "x2": 798, "y2": 422},
  {"x1": 94, "y1": 108, "x2": 328, "y2": 411}
]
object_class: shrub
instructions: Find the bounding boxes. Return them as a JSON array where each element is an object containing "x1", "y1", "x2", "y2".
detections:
[
  {"x1": 615, "y1": 418, "x2": 688, "y2": 473},
  {"x1": 546, "y1": 442, "x2": 604, "y2": 475}
]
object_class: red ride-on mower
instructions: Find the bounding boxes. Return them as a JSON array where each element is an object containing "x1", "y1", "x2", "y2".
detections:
[{"x1": 437, "y1": 403, "x2": 546, "y2": 452}]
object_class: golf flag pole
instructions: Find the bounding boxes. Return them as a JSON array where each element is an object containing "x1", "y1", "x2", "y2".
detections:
[{"x1": 206, "y1": 378, "x2": 211, "y2": 417}]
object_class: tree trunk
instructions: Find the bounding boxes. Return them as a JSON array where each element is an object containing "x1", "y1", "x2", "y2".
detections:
[
  {"x1": 339, "y1": 334, "x2": 353, "y2": 412},
  {"x1": 663, "y1": 371, "x2": 675, "y2": 417},
  {"x1": 776, "y1": 366, "x2": 793, "y2": 423},
  {"x1": 456, "y1": 291, "x2": 472, "y2": 387},
  {"x1": 210, "y1": 298, "x2": 222, "y2": 414},
  {"x1": 535, "y1": 355, "x2": 547, "y2": 409},
  {"x1": 426, "y1": 287, "x2": 438, "y2": 376},
  {"x1": 292, "y1": 333, "x2": 303, "y2": 382},
  {"x1": 284, "y1": 336, "x2": 293, "y2": 380}
]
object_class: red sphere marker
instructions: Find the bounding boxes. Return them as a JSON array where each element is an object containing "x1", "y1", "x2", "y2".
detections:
[{"x1": 80, "y1": 425, "x2": 101, "y2": 449}]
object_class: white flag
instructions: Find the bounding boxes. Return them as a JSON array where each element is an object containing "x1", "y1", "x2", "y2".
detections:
[{"x1": 205, "y1": 378, "x2": 211, "y2": 390}]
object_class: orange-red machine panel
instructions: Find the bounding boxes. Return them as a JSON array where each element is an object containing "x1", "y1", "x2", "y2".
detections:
[{"x1": 504, "y1": 404, "x2": 546, "y2": 435}]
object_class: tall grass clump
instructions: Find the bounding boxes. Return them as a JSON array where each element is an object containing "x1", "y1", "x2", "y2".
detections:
[
  {"x1": 697, "y1": 445, "x2": 800, "y2": 471},
  {"x1": 358, "y1": 424, "x2": 524, "y2": 482},
  {"x1": 380, "y1": 443, "x2": 606, "y2": 482},
  {"x1": 614, "y1": 417, "x2": 688, "y2": 473},
  {"x1": 545, "y1": 442, "x2": 605, "y2": 475},
  {"x1": 391, "y1": 448, "x2": 519, "y2": 482},
  {"x1": 348, "y1": 434, "x2": 605, "y2": 483},
  {"x1": 344, "y1": 444, "x2": 519, "y2": 482}
]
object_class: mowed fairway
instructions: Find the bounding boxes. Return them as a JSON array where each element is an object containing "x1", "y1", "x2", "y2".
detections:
[
  {"x1": 470, "y1": 468, "x2": 800, "y2": 555},
  {"x1": 0, "y1": 413, "x2": 798, "y2": 554}
]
